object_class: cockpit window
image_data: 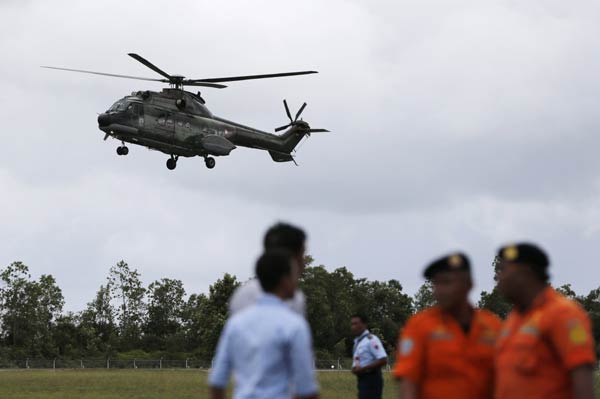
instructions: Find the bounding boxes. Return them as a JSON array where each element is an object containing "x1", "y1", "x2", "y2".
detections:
[{"x1": 108, "y1": 101, "x2": 129, "y2": 112}]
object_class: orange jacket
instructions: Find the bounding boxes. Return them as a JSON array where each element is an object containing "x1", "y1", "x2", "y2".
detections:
[
  {"x1": 495, "y1": 287, "x2": 596, "y2": 399},
  {"x1": 394, "y1": 306, "x2": 502, "y2": 399}
]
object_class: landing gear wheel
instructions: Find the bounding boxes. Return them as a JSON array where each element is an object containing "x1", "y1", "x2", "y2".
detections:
[
  {"x1": 116, "y1": 147, "x2": 123, "y2": 156},
  {"x1": 166, "y1": 158, "x2": 177, "y2": 170},
  {"x1": 205, "y1": 157, "x2": 216, "y2": 169},
  {"x1": 116, "y1": 146, "x2": 129, "y2": 156}
]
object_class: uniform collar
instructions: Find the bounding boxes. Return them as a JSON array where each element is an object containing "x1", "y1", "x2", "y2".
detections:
[
  {"x1": 434, "y1": 304, "x2": 475, "y2": 322},
  {"x1": 517, "y1": 286, "x2": 553, "y2": 315},
  {"x1": 355, "y1": 329, "x2": 370, "y2": 343},
  {"x1": 257, "y1": 293, "x2": 286, "y2": 306}
]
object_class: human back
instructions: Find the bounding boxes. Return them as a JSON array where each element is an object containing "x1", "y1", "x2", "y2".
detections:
[
  {"x1": 224, "y1": 297, "x2": 312, "y2": 398},
  {"x1": 209, "y1": 249, "x2": 319, "y2": 399}
]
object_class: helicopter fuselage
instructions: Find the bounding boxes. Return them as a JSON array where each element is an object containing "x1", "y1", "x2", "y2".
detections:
[{"x1": 97, "y1": 89, "x2": 305, "y2": 165}]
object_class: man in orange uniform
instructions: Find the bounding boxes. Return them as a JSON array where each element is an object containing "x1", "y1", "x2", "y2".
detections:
[
  {"x1": 394, "y1": 253, "x2": 502, "y2": 399},
  {"x1": 495, "y1": 243, "x2": 596, "y2": 399}
]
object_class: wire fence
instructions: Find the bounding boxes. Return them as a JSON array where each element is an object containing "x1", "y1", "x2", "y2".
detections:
[{"x1": 0, "y1": 358, "x2": 387, "y2": 371}]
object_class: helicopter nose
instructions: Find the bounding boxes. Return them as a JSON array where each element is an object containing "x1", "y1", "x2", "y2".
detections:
[{"x1": 98, "y1": 113, "x2": 111, "y2": 127}]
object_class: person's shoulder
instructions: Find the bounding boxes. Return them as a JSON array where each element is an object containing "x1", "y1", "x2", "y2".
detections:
[
  {"x1": 229, "y1": 279, "x2": 261, "y2": 309},
  {"x1": 282, "y1": 305, "x2": 306, "y2": 325},
  {"x1": 234, "y1": 278, "x2": 261, "y2": 295},
  {"x1": 406, "y1": 306, "x2": 441, "y2": 328},
  {"x1": 366, "y1": 332, "x2": 383, "y2": 343},
  {"x1": 476, "y1": 308, "x2": 503, "y2": 328},
  {"x1": 544, "y1": 289, "x2": 589, "y2": 321},
  {"x1": 294, "y1": 288, "x2": 306, "y2": 303}
]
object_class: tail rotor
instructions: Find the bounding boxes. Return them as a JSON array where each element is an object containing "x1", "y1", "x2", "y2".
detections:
[
  {"x1": 275, "y1": 99, "x2": 307, "y2": 132},
  {"x1": 274, "y1": 99, "x2": 328, "y2": 134}
]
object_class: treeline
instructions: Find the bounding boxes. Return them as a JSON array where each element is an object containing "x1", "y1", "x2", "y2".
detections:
[{"x1": 1, "y1": 258, "x2": 599, "y2": 360}]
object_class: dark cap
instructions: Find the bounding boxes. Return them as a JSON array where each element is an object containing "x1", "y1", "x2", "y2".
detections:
[
  {"x1": 424, "y1": 252, "x2": 471, "y2": 279},
  {"x1": 496, "y1": 242, "x2": 549, "y2": 269}
]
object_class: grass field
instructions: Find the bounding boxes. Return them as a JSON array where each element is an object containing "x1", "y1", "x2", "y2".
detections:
[{"x1": 0, "y1": 369, "x2": 599, "y2": 399}]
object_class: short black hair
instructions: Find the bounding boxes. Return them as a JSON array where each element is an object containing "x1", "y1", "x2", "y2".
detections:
[
  {"x1": 255, "y1": 249, "x2": 293, "y2": 293},
  {"x1": 351, "y1": 314, "x2": 368, "y2": 325},
  {"x1": 263, "y1": 223, "x2": 306, "y2": 254}
]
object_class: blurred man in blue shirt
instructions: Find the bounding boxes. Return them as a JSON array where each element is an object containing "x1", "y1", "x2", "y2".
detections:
[
  {"x1": 351, "y1": 314, "x2": 388, "y2": 399},
  {"x1": 209, "y1": 250, "x2": 319, "y2": 399}
]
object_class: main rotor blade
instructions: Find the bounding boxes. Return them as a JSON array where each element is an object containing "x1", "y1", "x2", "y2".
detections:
[
  {"x1": 283, "y1": 99, "x2": 292, "y2": 122},
  {"x1": 128, "y1": 53, "x2": 172, "y2": 80},
  {"x1": 40, "y1": 66, "x2": 167, "y2": 82},
  {"x1": 183, "y1": 81, "x2": 228, "y2": 89},
  {"x1": 189, "y1": 70, "x2": 317, "y2": 83},
  {"x1": 295, "y1": 102, "x2": 307, "y2": 121},
  {"x1": 307, "y1": 128, "x2": 330, "y2": 133}
]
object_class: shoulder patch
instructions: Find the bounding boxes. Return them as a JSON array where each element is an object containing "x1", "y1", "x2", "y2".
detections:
[
  {"x1": 569, "y1": 321, "x2": 589, "y2": 344},
  {"x1": 400, "y1": 338, "x2": 414, "y2": 355}
]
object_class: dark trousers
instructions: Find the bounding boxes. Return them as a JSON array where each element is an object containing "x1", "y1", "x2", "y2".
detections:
[{"x1": 357, "y1": 369, "x2": 383, "y2": 399}]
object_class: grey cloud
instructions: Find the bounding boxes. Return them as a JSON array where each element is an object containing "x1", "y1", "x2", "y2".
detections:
[{"x1": 1, "y1": 0, "x2": 599, "y2": 310}]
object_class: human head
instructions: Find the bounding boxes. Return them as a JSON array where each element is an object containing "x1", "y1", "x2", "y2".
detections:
[
  {"x1": 350, "y1": 314, "x2": 368, "y2": 337},
  {"x1": 496, "y1": 243, "x2": 550, "y2": 304},
  {"x1": 263, "y1": 222, "x2": 307, "y2": 274},
  {"x1": 255, "y1": 249, "x2": 298, "y2": 300},
  {"x1": 424, "y1": 253, "x2": 473, "y2": 311}
]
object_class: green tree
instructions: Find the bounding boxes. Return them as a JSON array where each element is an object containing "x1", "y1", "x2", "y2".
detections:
[
  {"x1": 0, "y1": 262, "x2": 64, "y2": 357},
  {"x1": 107, "y1": 260, "x2": 146, "y2": 350},
  {"x1": 80, "y1": 284, "x2": 117, "y2": 356},
  {"x1": 302, "y1": 265, "x2": 413, "y2": 357},
  {"x1": 413, "y1": 281, "x2": 435, "y2": 312},
  {"x1": 144, "y1": 278, "x2": 186, "y2": 351},
  {"x1": 556, "y1": 283, "x2": 578, "y2": 299},
  {"x1": 477, "y1": 256, "x2": 511, "y2": 318},
  {"x1": 0, "y1": 262, "x2": 33, "y2": 349},
  {"x1": 184, "y1": 274, "x2": 239, "y2": 358},
  {"x1": 478, "y1": 288, "x2": 512, "y2": 319},
  {"x1": 577, "y1": 287, "x2": 600, "y2": 356}
]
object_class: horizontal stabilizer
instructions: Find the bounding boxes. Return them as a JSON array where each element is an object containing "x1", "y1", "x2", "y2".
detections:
[{"x1": 269, "y1": 150, "x2": 295, "y2": 163}]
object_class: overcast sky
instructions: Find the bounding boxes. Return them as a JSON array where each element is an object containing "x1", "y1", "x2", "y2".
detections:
[{"x1": 1, "y1": 0, "x2": 599, "y2": 311}]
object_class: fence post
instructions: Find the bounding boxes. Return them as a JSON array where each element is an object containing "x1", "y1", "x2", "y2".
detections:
[
  {"x1": 337, "y1": 358, "x2": 341, "y2": 370},
  {"x1": 185, "y1": 358, "x2": 189, "y2": 369},
  {"x1": 107, "y1": 358, "x2": 110, "y2": 369},
  {"x1": 26, "y1": 358, "x2": 29, "y2": 369},
  {"x1": 53, "y1": 359, "x2": 56, "y2": 370},
  {"x1": 160, "y1": 357, "x2": 162, "y2": 369},
  {"x1": 80, "y1": 359, "x2": 83, "y2": 369}
]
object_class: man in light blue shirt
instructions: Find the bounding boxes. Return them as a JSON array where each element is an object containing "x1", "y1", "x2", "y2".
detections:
[
  {"x1": 351, "y1": 314, "x2": 388, "y2": 399},
  {"x1": 209, "y1": 250, "x2": 319, "y2": 399}
]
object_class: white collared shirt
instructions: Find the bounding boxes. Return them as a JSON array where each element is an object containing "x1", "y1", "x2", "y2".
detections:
[{"x1": 229, "y1": 278, "x2": 306, "y2": 317}]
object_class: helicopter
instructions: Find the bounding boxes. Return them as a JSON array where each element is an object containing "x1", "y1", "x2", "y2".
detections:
[{"x1": 42, "y1": 53, "x2": 328, "y2": 170}]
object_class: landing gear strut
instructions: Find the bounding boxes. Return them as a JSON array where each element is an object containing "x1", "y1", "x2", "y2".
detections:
[
  {"x1": 166, "y1": 155, "x2": 178, "y2": 170},
  {"x1": 116, "y1": 145, "x2": 129, "y2": 156},
  {"x1": 205, "y1": 156, "x2": 216, "y2": 169}
]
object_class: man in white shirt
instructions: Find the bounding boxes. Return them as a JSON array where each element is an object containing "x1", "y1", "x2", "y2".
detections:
[{"x1": 229, "y1": 222, "x2": 307, "y2": 316}]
